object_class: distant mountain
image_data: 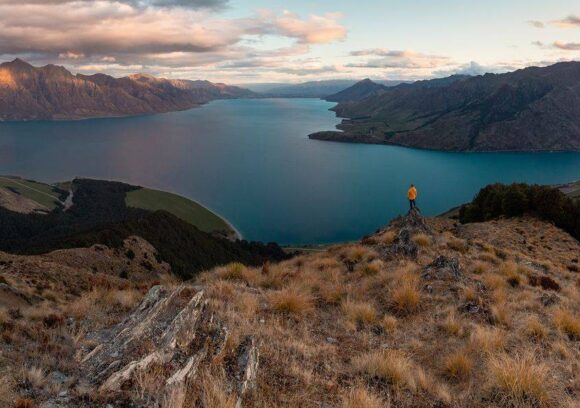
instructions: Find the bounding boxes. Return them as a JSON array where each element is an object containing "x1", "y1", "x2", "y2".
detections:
[
  {"x1": 0, "y1": 59, "x2": 255, "y2": 120},
  {"x1": 252, "y1": 79, "x2": 405, "y2": 98},
  {"x1": 310, "y1": 62, "x2": 580, "y2": 151},
  {"x1": 325, "y1": 78, "x2": 389, "y2": 102}
]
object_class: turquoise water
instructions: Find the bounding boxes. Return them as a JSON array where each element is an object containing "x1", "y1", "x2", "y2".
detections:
[{"x1": 1, "y1": 98, "x2": 579, "y2": 244}]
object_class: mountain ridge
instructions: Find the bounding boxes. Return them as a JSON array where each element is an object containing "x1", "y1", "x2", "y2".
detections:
[
  {"x1": 0, "y1": 59, "x2": 255, "y2": 121},
  {"x1": 310, "y1": 62, "x2": 580, "y2": 152}
]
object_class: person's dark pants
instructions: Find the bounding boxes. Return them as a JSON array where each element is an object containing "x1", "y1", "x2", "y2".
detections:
[{"x1": 409, "y1": 199, "x2": 416, "y2": 209}]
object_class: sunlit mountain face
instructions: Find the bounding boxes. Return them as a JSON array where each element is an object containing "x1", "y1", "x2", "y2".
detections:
[{"x1": 0, "y1": 0, "x2": 577, "y2": 84}]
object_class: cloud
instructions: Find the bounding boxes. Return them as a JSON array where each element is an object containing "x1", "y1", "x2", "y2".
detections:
[
  {"x1": 273, "y1": 11, "x2": 347, "y2": 44},
  {"x1": 347, "y1": 48, "x2": 450, "y2": 69},
  {"x1": 553, "y1": 41, "x2": 580, "y2": 50},
  {"x1": 0, "y1": 0, "x2": 229, "y2": 10},
  {"x1": 551, "y1": 15, "x2": 580, "y2": 28},
  {"x1": 527, "y1": 20, "x2": 545, "y2": 28},
  {"x1": 0, "y1": 1, "x2": 347, "y2": 82}
]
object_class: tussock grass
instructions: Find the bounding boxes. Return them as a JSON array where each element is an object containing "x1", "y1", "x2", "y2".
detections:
[
  {"x1": 482, "y1": 273, "x2": 507, "y2": 290},
  {"x1": 523, "y1": 316, "x2": 548, "y2": 340},
  {"x1": 353, "y1": 350, "x2": 417, "y2": 391},
  {"x1": 341, "y1": 386, "x2": 389, "y2": 408},
  {"x1": 217, "y1": 262, "x2": 248, "y2": 281},
  {"x1": 478, "y1": 252, "x2": 499, "y2": 264},
  {"x1": 471, "y1": 261, "x2": 489, "y2": 274},
  {"x1": 341, "y1": 299, "x2": 377, "y2": 326},
  {"x1": 380, "y1": 314, "x2": 398, "y2": 332},
  {"x1": 412, "y1": 233, "x2": 432, "y2": 247},
  {"x1": 447, "y1": 237, "x2": 468, "y2": 253},
  {"x1": 552, "y1": 309, "x2": 580, "y2": 340},
  {"x1": 268, "y1": 288, "x2": 314, "y2": 316},
  {"x1": 233, "y1": 293, "x2": 259, "y2": 317},
  {"x1": 391, "y1": 270, "x2": 421, "y2": 315},
  {"x1": 487, "y1": 353, "x2": 555, "y2": 407},
  {"x1": 440, "y1": 311, "x2": 464, "y2": 337},
  {"x1": 470, "y1": 326, "x2": 505, "y2": 354},
  {"x1": 380, "y1": 230, "x2": 396, "y2": 244},
  {"x1": 360, "y1": 259, "x2": 383, "y2": 277},
  {"x1": 443, "y1": 350, "x2": 473, "y2": 380}
]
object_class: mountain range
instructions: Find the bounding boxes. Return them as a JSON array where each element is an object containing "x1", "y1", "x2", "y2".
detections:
[
  {"x1": 249, "y1": 79, "x2": 406, "y2": 98},
  {"x1": 0, "y1": 59, "x2": 255, "y2": 120},
  {"x1": 310, "y1": 62, "x2": 580, "y2": 152}
]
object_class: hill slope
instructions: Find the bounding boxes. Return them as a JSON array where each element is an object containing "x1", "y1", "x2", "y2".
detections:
[
  {"x1": 0, "y1": 178, "x2": 287, "y2": 279},
  {"x1": 325, "y1": 78, "x2": 388, "y2": 102},
  {"x1": 0, "y1": 59, "x2": 255, "y2": 120},
  {"x1": 1, "y1": 208, "x2": 578, "y2": 407},
  {"x1": 310, "y1": 62, "x2": 580, "y2": 151}
]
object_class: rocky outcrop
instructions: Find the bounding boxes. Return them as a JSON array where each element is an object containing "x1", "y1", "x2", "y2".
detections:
[
  {"x1": 76, "y1": 285, "x2": 258, "y2": 407},
  {"x1": 380, "y1": 208, "x2": 431, "y2": 259},
  {"x1": 0, "y1": 59, "x2": 255, "y2": 121}
]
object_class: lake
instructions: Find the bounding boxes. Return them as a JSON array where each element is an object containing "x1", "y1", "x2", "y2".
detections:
[{"x1": 1, "y1": 98, "x2": 580, "y2": 245}]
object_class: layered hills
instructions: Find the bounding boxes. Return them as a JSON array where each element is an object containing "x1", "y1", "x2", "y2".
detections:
[
  {"x1": 310, "y1": 62, "x2": 580, "y2": 151},
  {"x1": 0, "y1": 59, "x2": 255, "y2": 120}
]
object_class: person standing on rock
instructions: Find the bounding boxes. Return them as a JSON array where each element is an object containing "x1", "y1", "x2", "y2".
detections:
[{"x1": 408, "y1": 184, "x2": 417, "y2": 210}]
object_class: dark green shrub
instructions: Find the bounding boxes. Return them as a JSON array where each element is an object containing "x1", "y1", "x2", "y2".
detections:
[{"x1": 460, "y1": 183, "x2": 579, "y2": 240}]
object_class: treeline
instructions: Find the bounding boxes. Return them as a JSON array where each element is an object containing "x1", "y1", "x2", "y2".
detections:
[
  {"x1": 0, "y1": 179, "x2": 289, "y2": 279},
  {"x1": 459, "y1": 183, "x2": 580, "y2": 240}
]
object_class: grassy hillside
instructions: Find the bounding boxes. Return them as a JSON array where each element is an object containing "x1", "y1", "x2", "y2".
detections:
[
  {"x1": 126, "y1": 188, "x2": 234, "y2": 237},
  {"x1": 0, "y1": 176, "x2": 63, "y2": 209},
  {"x1": 0, "y1": 178, "x2": 287, "y2": 279},
  {"x1": 1, "y1": 209, "x2": 577, "y2": 407}
]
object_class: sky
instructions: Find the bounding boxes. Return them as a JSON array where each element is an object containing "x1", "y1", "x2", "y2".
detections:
[{"x1": 0, "y1": 0, "x2": 578, "y2": 84}]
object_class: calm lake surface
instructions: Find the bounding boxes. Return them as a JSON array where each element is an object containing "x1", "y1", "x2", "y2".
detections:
[{"x1": 1, "y1": 98, "x2": 580, "y2": 244}]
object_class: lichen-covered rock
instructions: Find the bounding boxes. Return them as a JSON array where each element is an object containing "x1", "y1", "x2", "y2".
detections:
[{"x1": 73, "y1": 285, "x2": 258, "y2": 407}]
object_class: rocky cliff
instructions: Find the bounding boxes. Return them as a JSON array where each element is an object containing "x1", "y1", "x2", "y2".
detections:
[{"x1": 0, "y1": 59, "x2": 255, "y2": 120}]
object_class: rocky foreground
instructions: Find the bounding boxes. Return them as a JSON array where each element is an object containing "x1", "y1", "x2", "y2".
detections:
[{"x1": 0, "y1": 210, "x2": 578, "y2": 407}]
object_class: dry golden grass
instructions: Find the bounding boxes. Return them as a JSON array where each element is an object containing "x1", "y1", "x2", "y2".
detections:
[
  {"x1": 487, "y1": 353, "x2": 556, "y2": 407},
  {"x1": 360, "y1": 259, "x2": 383, "y2": 277},
  {"x1": 523, "y1": 316, "x2": 548, "y2": 340},
  {"x1": 217, "y1": 262, "x2": 247, "y2": 281},
  {"x1": 380, "y1": 230, "x2": 396, "y2": 244},
  {"x1": 381, "y1": 314, "x2": 398, "y2": 332},
  {"x1": 391, "y1": 275, "x2": 421, "y2": 315},
  {"x1": 268, "y1": 288, "x2": 314, "y2": 316},
  {"x1": 443, "y1": 350, "x2": 473, "y2": 381},
  {"x1": 440, "y1": 311, "x2": 464, "y2": 337},
  {"x1": 200, "y1": 370, "x2": 237, "y2": 408},
  {"x1": 447, "y1": 237, "x2": 468, "y2": 253},
  {"x1": 233, "y1": 292, "x2": 259, "y2": 317},
  {"x1": 412, "y1": 233, "x2": 432, "y2": 247},
  {"x1": 482, "y1": 272, "x2": 507, "y2": 290},
  {"x1": 341, "y1": 299, "x2": 377, "y2": 326},
  {"x1": 353, "y1": 350, "x2": 417, "y2": 391},
  {"x1": 471, "y1": 260, "x2": 489, "y2": 274},
  {"x1": 341, "y1": 386, "x2": 389, "y2": 408},
  {"x1": 470, "y1": 326, "x2": 505, "y2": 354},
  {"x1": 552, "y1": 309, "x2": 580, "y2": 340},
  {"x1": 478, "y1": 252, "x2": 499, "y2": 264}
]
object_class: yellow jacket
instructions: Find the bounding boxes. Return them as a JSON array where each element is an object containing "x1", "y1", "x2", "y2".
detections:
[{"x1": 408, "y1": 186, "x2": 417, "y2": 200}]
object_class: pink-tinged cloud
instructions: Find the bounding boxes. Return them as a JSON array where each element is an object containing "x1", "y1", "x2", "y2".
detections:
[
  {"x1": 551, "y1": 15, "x2": 580, "y2": 28},
  {"x1": 0, "y1": 1, "x2": 347, "y2": 78},
  {"x1": 554, "y1": 41, "x2": 580, "y2": 50},
  {"x1": 274, "y1": 11, "x2": 347, "y2": 44},
  {"x1": 348, "y1": 49, "x2": 450, "y2": 69}
]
